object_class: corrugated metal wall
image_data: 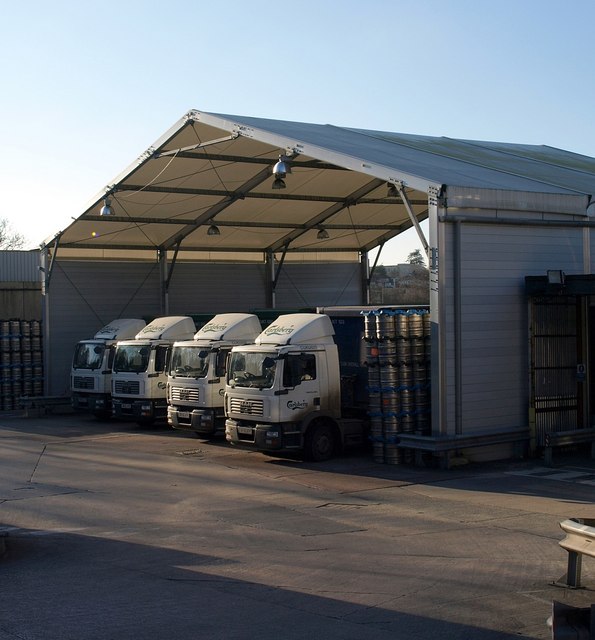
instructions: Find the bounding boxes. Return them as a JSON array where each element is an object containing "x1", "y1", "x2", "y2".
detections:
[
  {"x1": 275, "y1": 262, "x2": 362, "y2": 308},
  {"x1": 46, "y1": 259, "x2": 363, "y2": 395},
  {"x1": 440, "y1": 216, "x2": 586, "y2": 441},
  {"x1": 46, "y1": 260, "x2": 162, "y2": 395},
  {"x1": 0, "y1": 251, "x2": 40, "y2": 282}
]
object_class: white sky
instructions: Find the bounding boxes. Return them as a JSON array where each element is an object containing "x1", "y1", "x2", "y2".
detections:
[{"x1": 1, "y1": 0, "x2": 594, "y2": 264}]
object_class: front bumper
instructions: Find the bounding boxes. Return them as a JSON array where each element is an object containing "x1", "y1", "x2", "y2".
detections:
[
  {"x1": 72, "y1": 392, "x2": 110, "y2": 414},
  {"x1": 112, "y1": 398, "x2": 167, "y2": 422},
  {"x1": 225, "y1": 418, "x2": 301, "y2": 452},
  {"x1": 168, "y1": 406, "x2": 222, "y2": 436}
]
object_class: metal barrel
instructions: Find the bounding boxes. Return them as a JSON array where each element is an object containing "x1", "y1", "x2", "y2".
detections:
[
  {"x1": 384, "y1": 444, "x2": 403, "y2": 465},
  {"x1": 20, "y1": 320, "x2": 31, "y2": 336},
  {"x1": 364, "y1": 312, "x2": 376, "y2": 340},
  {"x1": 423, "y1": 311, "x2": 431, "y2": 338},
  {"x1": 381, "y1": 391, "x2": 399, "y2": 416},
  {"x1": 367, "y1": 388, "x2": 382, "y2": 411},
  {"x1": 376, "y1": 311, "x2": 395, "y2": 340},
  {"x1": 409, "y1": 338, "x2": 425, "y2": 363},
  {"x1": 377, "y1": 341, "x2": 396, "y2": 367},
  {"x1": 395, "y1": 312, "x2": 409, "y2": 339},
  {"x1": 365, "y1": 342, "x2": 379, "y2": 367},
  {"x1": 9, "y1": 320, "x2": 21, "y2": 336},
  {"x1": 372, "y1": 442, "x2": 385, "y2": 464},
  {"x1": 30, "y1": 320, "x2": 41, "y2": 336},
  {"x1": 399, "y1": 388, "x2": 416, "y2": 433},
  {"x1": 370, "y1": 414, "x2": 383, "y2": 439},
  {"x1": 396, "y1": 338, "x2": 410, "y2": 364},
  {"x1": 399, "y1": 362, "x2": 413, "y2": 388},
  {"x1": 380, "y1": 364, "x2": 398, "y2": 387},
  {"x1": 408, "y1": 312, "x2": 424, "y2": 338},
  {"x1": 367, "y1": 364, "x2": 381, "y2": 387}
]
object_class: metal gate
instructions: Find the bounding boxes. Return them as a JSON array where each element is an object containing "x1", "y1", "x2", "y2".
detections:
[{"x1": 529, "y1": 295, "x2": 581, "y2": 447}]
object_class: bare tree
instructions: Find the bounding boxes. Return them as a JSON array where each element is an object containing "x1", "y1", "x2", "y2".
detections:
[
  {"x1": 407, "y1": 248, "x2": 426, "y2": 266},
  {"x1": 0, "y1": 218, "x2": 26, "y2": 249}
]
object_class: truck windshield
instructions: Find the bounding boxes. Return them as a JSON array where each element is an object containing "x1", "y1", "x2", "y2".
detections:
[
  {"x1": 228, "y1": 351, "x2": 277, "y2": 389},
  {"x1": 113, "y1": 344, "x2": 150, "y2": 373},
  {"x1": 73, "y1": 342, "x2": 105, "y2": 370},
  {"x1": 169, "y1": 346, "x2": 209, "y2": 378}
]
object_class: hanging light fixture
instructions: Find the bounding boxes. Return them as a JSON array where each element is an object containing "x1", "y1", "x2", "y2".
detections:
[
  {"x1": 99, "y1": 197, "x2": 114, "y2": 216},
  {"x1": 316, "y1": 227, "x2": 329, "y2": 240},
  {"x1": 271, "y1": 154, "x2": 291, "y2": 189},
  {"x1": 207, "y1": 222, "x2": 220, "y2": 236}
]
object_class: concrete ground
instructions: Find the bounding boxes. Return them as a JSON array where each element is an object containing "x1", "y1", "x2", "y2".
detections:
[{"x1": 0, "y1": 411, "x2": 594, "y2": 639}]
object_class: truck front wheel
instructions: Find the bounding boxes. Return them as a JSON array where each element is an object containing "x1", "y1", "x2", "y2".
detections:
[{"x1": 304, "y1": 422, "x2": 336, "y2": 462}]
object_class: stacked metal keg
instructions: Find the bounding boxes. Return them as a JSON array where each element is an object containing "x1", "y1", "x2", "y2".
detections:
[
  {"x1": 0, "y1": 319, "x2": 43, "y2": 410},
  {"x1": 364, "y1": 308, "x2": 431, "y2": 464}
]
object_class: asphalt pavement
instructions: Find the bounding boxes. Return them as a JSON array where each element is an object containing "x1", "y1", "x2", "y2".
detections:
[{"x1": 1, "y1": 410, "x2": 594, "y2": 639}]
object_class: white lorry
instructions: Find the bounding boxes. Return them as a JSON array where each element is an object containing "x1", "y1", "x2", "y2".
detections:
[
  {"x1": 167, "y1": 313, "x2": 262, "y2": 437},
  {"x1": 71, "y1": 318, "x2": 146, "y2": 418},
  {"x1": 224, "y1": 313, "x2": 369, "y2": 461},
  {"x1": 111, "y1": 316, "x2": 196, "y2": 424}
]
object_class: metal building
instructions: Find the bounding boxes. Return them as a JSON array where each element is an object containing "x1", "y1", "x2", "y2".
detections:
[{"x1": 40, "y1": 109, "x2": 595, "y2": 465}]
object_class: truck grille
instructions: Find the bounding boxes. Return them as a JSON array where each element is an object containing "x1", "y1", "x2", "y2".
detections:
[
  {"x1": 73, "y1": 376, "x2": 94, "y2": 390},
  {"x1": 229, "y1": 397, "x2": 264, "y2": 416},
  {"x1": 170, "y1": 386, "x2": 199, "y2": 402},
  {"x1": 114, "y1": 380, "x2": 140, "y2": 395}
]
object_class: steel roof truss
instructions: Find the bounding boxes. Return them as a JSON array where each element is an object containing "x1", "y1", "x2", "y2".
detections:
[
  {"x1": 268, "y1": 178, "x2": 385, "y2": 253},
  {"x1": 159, "y1": 163, "x2": 277, "y2": 249}
]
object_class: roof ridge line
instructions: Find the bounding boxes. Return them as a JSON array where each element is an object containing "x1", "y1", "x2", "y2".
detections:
[
  {"x1": 333, "y1": 125, "x2": 587, "y2": 196},
  {"x1": 450, "y1": 137, "x2": 595, "y2": 183}
]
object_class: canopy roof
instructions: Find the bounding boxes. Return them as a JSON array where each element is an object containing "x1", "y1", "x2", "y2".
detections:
[{"x1": 46, "y1": 109, "x2": 595, "y2": 261}]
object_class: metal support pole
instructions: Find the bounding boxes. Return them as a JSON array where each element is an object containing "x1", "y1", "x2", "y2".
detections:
[
  {"x1": 566, "y1": 550, "x2": 583, "y2": 588},
  {"x1": 395, "y1": 183, "x2": 429, "y2": 257},
  {"x1": 158, "y1": 249, "x2": 169, "y2": 315}
]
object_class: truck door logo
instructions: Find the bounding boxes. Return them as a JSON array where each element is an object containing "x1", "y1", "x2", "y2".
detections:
[{"x1": 287, "y1": 400, "x2": 308, "y2": 410}]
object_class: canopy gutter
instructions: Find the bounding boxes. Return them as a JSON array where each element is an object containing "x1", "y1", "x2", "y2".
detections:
[{"x1": 446, "y1": 187, "x2": 591, "y2": 215}]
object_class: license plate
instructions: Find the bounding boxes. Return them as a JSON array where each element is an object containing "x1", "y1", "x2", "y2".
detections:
[
  {"x1": 122, "y1": 403, "x2": 132, "y2": 409},
  {"x1": 178, "y1": 411, "x2": 190, "y2": 419},
  {"x1": 79, "y1": 398, "x2": 87, "y2": 404},
  {"x1": 237, "y1": 426, "x2": 253, "y2": 435}
]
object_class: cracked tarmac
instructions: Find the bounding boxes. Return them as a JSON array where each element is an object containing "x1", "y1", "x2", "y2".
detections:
[{"x1": 0, "y1": 412, "x2": 594, "y2": 639}]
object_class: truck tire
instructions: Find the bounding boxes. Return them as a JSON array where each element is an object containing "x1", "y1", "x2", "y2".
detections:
[{"x1": 304, "y1": 422, "x2": 336, "y2": 462}]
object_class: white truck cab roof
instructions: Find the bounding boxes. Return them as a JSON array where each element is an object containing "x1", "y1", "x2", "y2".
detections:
[
  {"x1": 255, "y1": 314, "x2": 335, "y2": 347},
  {"x1": 134, "y1": 316, "x2": 195, "y2": 341},
  {"x1": 194, "y1": 313, "x2": 262, "y2": 343},
  {"x1": 93, "y1": 318, "x2": 146, "y2": 341}
]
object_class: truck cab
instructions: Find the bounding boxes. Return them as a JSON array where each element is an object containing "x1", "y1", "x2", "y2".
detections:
[
  {"x1": 225, "y1": 313, "x2": 368, "y2": 461},
  {"x1": 111, "y1": 316, "x2": 195, "y2": 424},
  {"x1": 71, "y1": 318, "x2": 146, "y2": 418},
  {"x1": 167, "y1": 313, "x2": 262, "y2": 436}
]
